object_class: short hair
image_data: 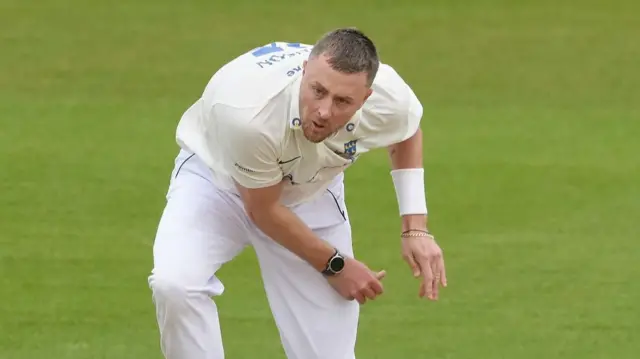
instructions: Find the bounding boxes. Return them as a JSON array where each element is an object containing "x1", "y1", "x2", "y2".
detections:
[{"x1": 309, "y1": 27, "x2": 380, "y2": 86}]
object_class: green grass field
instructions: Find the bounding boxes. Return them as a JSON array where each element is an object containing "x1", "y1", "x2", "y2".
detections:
[{"x1": 2, "y1": 0, "x2": 639, "y2": 358}]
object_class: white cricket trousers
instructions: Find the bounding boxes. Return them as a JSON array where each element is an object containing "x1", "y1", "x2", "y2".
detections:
[{"x1": 148, "y1": 150, "x2": 359, "y2": 359}]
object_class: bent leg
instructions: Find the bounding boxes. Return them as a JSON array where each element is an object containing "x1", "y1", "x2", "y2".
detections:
[
  {"x1": 244, "y1": 181, "x2": 360, "y2": 359},
  {"x1": 148, "y1": 151, "x2": 251, "y2": 359}
]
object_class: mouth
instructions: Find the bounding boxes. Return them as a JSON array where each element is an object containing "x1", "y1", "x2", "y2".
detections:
[{"x1": 312, "y1": 120, "x2": 325, "y2": 129}]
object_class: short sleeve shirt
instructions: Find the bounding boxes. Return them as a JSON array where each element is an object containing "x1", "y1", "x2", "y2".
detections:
[{"x1": 176, "y1": 42, "x2": 423, "y2": 206}]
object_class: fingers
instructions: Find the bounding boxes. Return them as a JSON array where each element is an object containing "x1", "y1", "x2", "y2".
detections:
[
  {"x1": 330, "y1": 259, "x2": 387, "y2": 305},
  {"x1": 432, "y1": 251, "x2": 447, "y2": 295},
  {"x1": 431, "y1": 256, "x2": 442, "y2": 300},
  {"x1": 418, "y1": 259, "x2": 435, "y2": 300},
  {"x1": 361, "y1": 287, "x2": 377, "y2": 303},
  {"x1": 352, "y1": 292, "x2": 366, "y2": 304},
  {"x1": 419, "y1": 279, "x2": 426, "y2": 298},
  {"x1": 439, "y1": 256, "x2": 447, "y2": 287},
  {"x1": 427, "y1": 250, "x2": 447, "y2": 300},
  {"x1": 403, "y1": 252, "x2": 421, "y2": 277},
  {"x1": 369, "y1": 276, "x2": 384, "y2": 295},
  {"x1": 351, "y1": 285, "x2": 380, "y2": 304},
  {"x1": 367, "y1": 271, "x2": 385, "y2": 297},
  {"x1": 412, "y1": 240, "x2": 446, "y2": 301},
  {"x1": 352, "y1": 271, "x2": 386, "y2": 304}
]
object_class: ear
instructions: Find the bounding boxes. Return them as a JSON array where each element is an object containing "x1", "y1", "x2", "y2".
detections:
[
  {"x1": 302, "y1": 60, "x2": 307, "y2": 74},
  {"x1": 363, "y1": 88, "x2": 373, "y2": 102}
]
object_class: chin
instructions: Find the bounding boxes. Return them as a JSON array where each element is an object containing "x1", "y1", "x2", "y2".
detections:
[
  {"x1": 302, "y1": 131, "x2": 325, "y2": 143},
  {"x1": 305, "y1": 135, "x2": 324, "y2": 143}
]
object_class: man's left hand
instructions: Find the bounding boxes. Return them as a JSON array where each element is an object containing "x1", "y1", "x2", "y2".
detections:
[{"x1": 401, "y1": 231, "x2": 447, "y2": 300}]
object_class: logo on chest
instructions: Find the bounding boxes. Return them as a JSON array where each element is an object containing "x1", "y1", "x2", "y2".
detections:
[
  {"x1": 344, "y1": 140, "x2": 357, "y2": 156},
  {"x1": 333, "y1": 139, "x2": 360, "y2": 161}
]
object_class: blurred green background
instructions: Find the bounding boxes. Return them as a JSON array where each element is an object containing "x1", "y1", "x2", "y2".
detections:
[{"x1": 1, "y1": 0, "x2": 639, "y2": 358}]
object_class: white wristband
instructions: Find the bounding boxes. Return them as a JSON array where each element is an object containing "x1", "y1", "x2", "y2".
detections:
[{"x1": 390, "y1": 168, "x2": 428, "y2": 216}]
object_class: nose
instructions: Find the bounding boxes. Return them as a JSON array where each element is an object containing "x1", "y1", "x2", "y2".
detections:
[{"x1": 316, "y1": 99, "x2": 332, "y2": 120}]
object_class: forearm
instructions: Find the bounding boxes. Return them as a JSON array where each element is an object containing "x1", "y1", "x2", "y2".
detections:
[
  {"x1": 248, "y1": 204, "x2": 336, "y2": 271},
  {"x1": 388, "y1": 128, "x2": 429, "y2": 231}
]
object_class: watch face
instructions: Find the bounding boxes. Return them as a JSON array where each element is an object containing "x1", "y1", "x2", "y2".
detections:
[{"x1": 330, "y1": 256, "x2": 345, "y2": 272}]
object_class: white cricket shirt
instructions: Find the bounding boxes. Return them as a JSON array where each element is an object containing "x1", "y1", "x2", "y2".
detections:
[{"x1": 176, "y1": 42, "x2": 423, "y2": 207}]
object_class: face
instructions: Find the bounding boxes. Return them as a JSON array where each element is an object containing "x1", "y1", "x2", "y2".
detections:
[{"x1": 298, "y1": 55, "x2": 373, "y2": 143}]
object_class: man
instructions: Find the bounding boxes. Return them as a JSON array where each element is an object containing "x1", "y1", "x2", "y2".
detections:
[{"x1": 148, "y1": 28, "x2": 446, "y2": 359}]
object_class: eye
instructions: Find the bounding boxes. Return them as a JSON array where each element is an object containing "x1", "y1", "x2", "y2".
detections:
[
  {"x1": 311, "y1": 85, "x2": 325, "y2": 98},
  {"x1": 335, "y1": 97, "x2": 350, "y2": 106}
]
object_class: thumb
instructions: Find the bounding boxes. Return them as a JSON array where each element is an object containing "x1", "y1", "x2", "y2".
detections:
[{"x1": 375, "y1": 270, "x2": 387, "y2": 280}]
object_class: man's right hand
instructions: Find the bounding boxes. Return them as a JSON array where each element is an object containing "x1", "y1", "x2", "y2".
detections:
[
  {"x1": 234, "y1": 180, "x2": 386, "y2": 304},
  {"x1": 326, "y1": 258, "x2": 386, "y2": 304}
]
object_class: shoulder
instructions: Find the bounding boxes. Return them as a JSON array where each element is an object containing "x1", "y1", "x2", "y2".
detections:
[
  {"x1": 364, "y1": 63, "x2": 422, "y2": 119},
  {"x1": 211, "y1": 98, "x2": 291, "y2": 159},
  {"x1": 201, "y1": 42, "x2": 312, "y2": 109},
  {"x1": 355, "y1": 63, "x2": 423, "y2": 146}
]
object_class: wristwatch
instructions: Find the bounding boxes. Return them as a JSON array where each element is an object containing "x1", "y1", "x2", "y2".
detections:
[{"x1": 321, "y1": 249, "x2": 345, "y2": 276}]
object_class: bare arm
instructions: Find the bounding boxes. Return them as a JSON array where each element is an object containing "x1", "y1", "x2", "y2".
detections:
[
  {"x1": 212, "y1": 104, "x2": 337, "y2": 273},
  {"x1": 235, "y1": 181, "x2": 336, "y2": 272},
  {"x1": 371, "y1": 79, "x2": 445, "y2": 297},
  {"x1": 387, "y1": 127, "x2": 429, "y2": 232}
]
